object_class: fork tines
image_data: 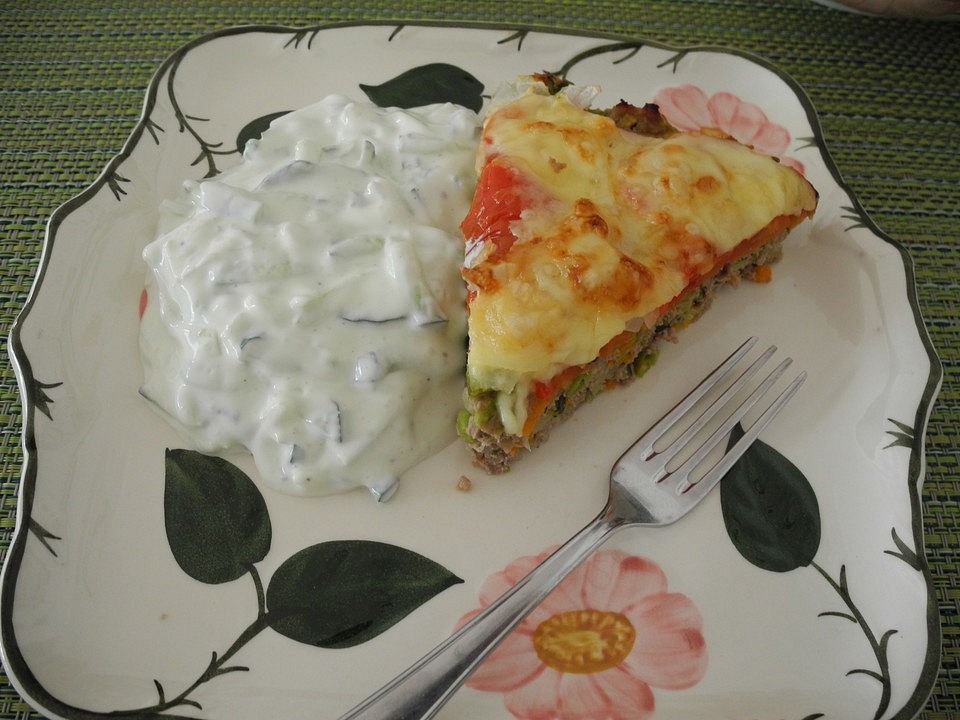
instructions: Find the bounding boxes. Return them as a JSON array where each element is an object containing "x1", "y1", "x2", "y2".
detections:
[{"x1": 640, "y1": 337, "x2": 805, "y2": 491}]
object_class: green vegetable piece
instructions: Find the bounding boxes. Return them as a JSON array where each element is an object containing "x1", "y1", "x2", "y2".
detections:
[
  {"x1": 465, "y1": 371, "x2": 483, "y2": 397},
  {"x1": 566, "y1": 373, "x2": 589, "y2": 396},
  {"x1": 456, "y1": 409, "x2": 474, "y2": 441},
  {"x1": 633, "y1": 351, "x2": 657, "y2": 377},
  {"x1": 474, "y1": 396, "x2": 498, "y2": 427}
]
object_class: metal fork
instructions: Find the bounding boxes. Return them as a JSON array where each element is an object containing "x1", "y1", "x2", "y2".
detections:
[{"x1": 339, "y1": 336, "x2": 805, "y2": 720}]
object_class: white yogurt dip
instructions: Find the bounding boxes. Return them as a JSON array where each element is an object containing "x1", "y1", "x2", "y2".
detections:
[{"x1": 139, "y1": 95, "x2": 480, "y2": 498}]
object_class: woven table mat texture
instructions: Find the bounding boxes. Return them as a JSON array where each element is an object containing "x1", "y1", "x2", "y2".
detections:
[{"x1": 1, "y1": 1, "x2": 957, "y2": 718}]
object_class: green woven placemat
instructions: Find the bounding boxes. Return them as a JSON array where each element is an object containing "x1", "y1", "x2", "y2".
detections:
[{"x1": 1, "y1": 1, "x2": 957, "y2": 718}]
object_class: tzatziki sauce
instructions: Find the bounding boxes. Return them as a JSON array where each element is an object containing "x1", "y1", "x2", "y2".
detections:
[{"x1": 139, "y1": 95, "x2": 480, "y2": 499}]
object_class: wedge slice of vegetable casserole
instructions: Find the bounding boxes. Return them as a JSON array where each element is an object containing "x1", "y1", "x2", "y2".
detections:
[{"x1": 458, "y1": 76, "x2": 818, "y2": 472}]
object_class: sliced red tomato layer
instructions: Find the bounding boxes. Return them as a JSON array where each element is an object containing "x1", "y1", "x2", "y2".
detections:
[
  {"x1": 655, "y1": 211, "x2": 809, "y2": 315},
  {"x1": 460, "y1": 160, "x2": 531, "y2": 266}
]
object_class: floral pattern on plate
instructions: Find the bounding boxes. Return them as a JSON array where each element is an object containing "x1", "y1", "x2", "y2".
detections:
[
  {"x1": 654, "y1": 84, "x2": 806, "y2": 173},
  {"x1": 456, "y1": 549, "x2": 707, "y2": 720}
]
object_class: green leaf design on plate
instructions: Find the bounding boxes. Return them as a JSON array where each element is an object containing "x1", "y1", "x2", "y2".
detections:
[
  {"x1": 360, "y1": 63, "x2": 484, "y2": 112},
  {"x1": 813, "y1": 562, "x2": 896, "y2": 720},
  {"x1": 107, "y1": 170, "x2": 130, "y2": 201},
  {"x1": 721, "y1": 423, "x2": 820, "y2": 572},
  {"x1": 884, "y1": 417, "x2": 914, "y2": 449},
  {"x1": 164, "y1": 449, "x2": 272, "y2": 584},
  {"x1": 497, "y1": 29, "x2": 529, "y2": 50},
  {"x1": 144, "y1": 117, "x2": 164, "y2": 145},
  {"x1": 656, "y1": 49, "x2": 690, "y2": 73},
  {"x1": 283, "y1": 28, "x2": 321, "y2": 50},
  {"x1": 235, "y1": 111, "x2": 290, "y2": 154},
  {"x1": 840, "y1": 205, "x2": 868, "y2": 231},
  {"x1": 885, "y1": 526, "x2": 922, "y2": 570},
  {"x1": 28, "y1": 518, "x2": 61, "y2": 557},
  {"x1": 265, "y1": 540, "x2": 463, "y2": 648},
  {"x1": 29, "y1": 377, "x2": 62, "y2": 420},
  {"x1": 555, "y1": 41, "x2": 646, "y2": 78}
]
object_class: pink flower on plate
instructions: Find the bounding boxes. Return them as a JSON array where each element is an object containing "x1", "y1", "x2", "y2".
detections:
[
  {"x1": 653, "y1": 84, "x2": 806, "y2": 174},
  {"x1": 455, "y1": 549, "x2": 707, "y2": 720}
]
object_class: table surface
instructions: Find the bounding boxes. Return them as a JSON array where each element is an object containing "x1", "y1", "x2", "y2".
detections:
[{"x1": 0, "y1": 1, "x2": 957, "y2": 719}]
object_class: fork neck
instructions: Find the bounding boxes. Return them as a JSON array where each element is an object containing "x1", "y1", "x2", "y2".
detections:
[{"x1": 603, "y1": 485, "x2": 656, "y2": 527}]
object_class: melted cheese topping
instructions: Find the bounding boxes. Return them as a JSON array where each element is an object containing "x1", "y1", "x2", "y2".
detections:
[{"x1": 462, "y1": 88, "x2": 817, "y2": 434}]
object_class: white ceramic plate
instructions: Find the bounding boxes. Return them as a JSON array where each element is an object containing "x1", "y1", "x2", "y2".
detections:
[{"x1": 2, "y1": 22, "x2": 942, "y2": 720}]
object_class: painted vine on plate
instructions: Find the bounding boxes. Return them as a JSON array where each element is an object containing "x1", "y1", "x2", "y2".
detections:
[
  {"x1": 25, "y1": 377, "x2": 63, "y2": 555},
  {"x1": 14, "y1": 52, "x2": 485, "y2": 718},
  {"x1": 29, "y1": 377, "x2": 62, "y2": 421},
  {"x1": 720, "y1": 424, "x2": 907, "y2": 720},
  {"x1": 454, "y1": 417, "x2": 918, "y2": 720},
  {"x1": 125, "y1": 30, "x2": 487, "y2": 197},
  {"x1": 634, "y1": 79, "x2": 913, "y2": 716},
  {"x1": 103, "y1": 449, "x2": 462, "y2": 719}
]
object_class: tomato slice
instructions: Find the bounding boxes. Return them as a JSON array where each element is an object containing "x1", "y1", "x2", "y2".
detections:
[
  {"x1": 461, "y1": 160, "x2": 528, "y2": 263},
  {"x1": 655, "y1": 211, "x2": 810, "y2": 315}
]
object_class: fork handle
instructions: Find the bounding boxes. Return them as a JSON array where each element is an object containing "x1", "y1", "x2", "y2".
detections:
[{"x1": 337, "y1": 509, "x2": 624, "y2": 720}]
